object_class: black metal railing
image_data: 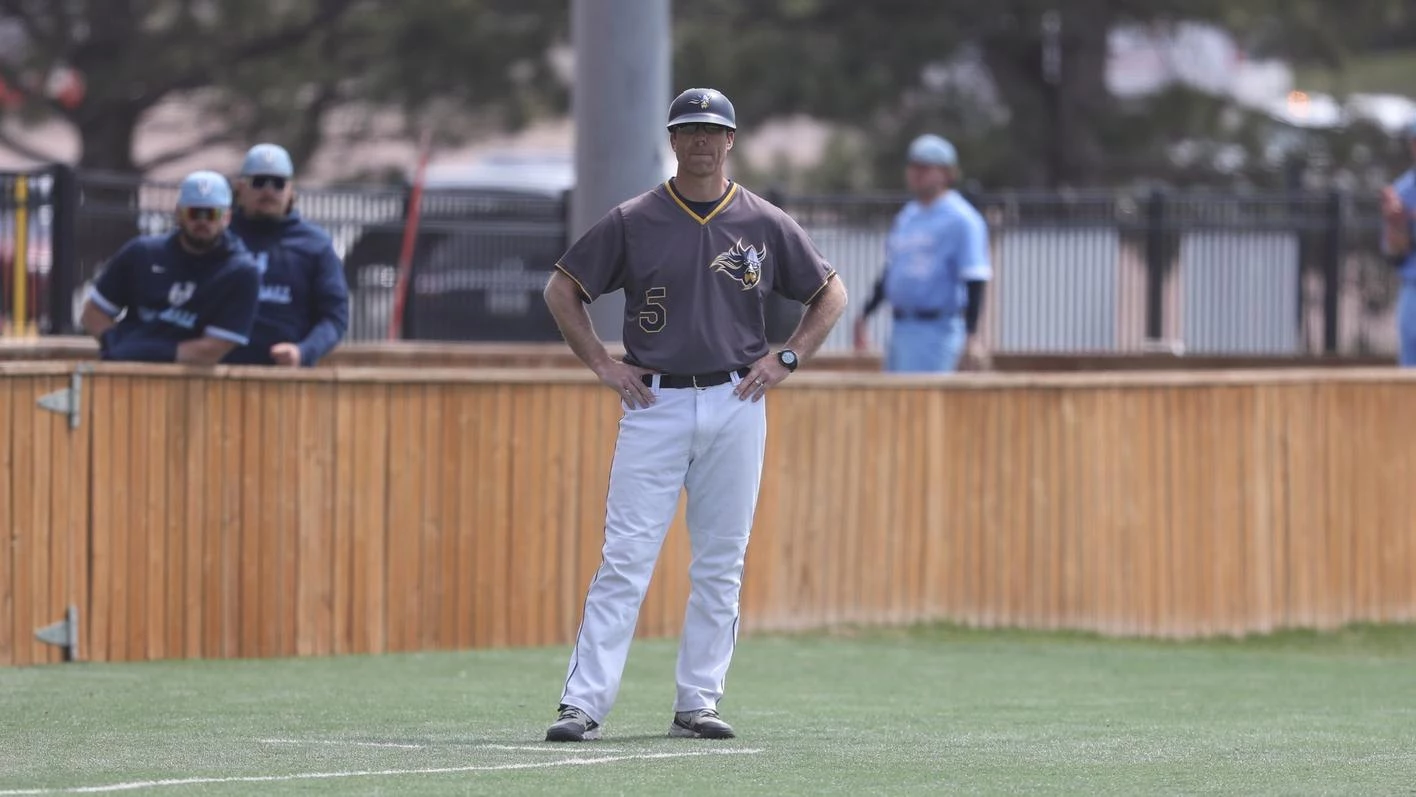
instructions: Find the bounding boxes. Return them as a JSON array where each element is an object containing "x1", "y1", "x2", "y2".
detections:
[
  {"x1": 785, "y1": 188, "x2": 1391, "y2": 356},
  {"x1": 0, "y1": 165, "x2": 1398, "y2": 356}
]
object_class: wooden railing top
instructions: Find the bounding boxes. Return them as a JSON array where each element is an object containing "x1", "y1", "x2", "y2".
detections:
[
  {"x1": 2, "y1": 337, "x2": 1397, "y2": 374},
  {"x1": 4, "y1": 358, "x2": 1416, "y2": 389}
]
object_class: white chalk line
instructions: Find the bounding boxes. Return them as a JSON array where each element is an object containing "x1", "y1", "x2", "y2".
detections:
[
  {"x1": 0, "y1": 748, "x2": 763, "y2": 795},
  {"x1": 258, "y1": 738, "x2": 632, "y2": 753},
  {"x1": 259, "y1": 738, "x2": 426, "y2": 750}
]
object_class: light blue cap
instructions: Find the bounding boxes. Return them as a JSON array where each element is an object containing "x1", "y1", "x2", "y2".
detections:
[
  {"x1": 907, "y1": 134, "x2": 958, "y2": 167},
  {"x1": 176, "y1": 170, "x2": 233, "y2": 208},
  {"x1": 240, "y1": 143, "x2": 295, "y2": 177}
]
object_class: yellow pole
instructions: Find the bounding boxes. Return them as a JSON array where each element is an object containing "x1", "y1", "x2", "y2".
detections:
[{"x1": 13, "y1": 175, "x2": 30, "y2": 336}]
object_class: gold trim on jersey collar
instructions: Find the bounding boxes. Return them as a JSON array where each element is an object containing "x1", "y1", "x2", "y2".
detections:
[{"x1": 665, "y1": 180, "x2": 739, "y2": 225}]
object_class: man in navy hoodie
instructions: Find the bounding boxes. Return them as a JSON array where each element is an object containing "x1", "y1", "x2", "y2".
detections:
[
  {"x1": 224, "y1": 143, "x2": 350, "y2": 367},
  {"x1": 80, "y1": 170, "x2": 261, "y2": 364}
]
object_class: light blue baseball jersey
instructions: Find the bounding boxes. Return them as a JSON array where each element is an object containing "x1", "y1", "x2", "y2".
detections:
[
  {"x1": 881, "y1": 190, "x2": 991, "y2": 315},
  {"x1": 1389, "y1": 169, "x2": 1416, "y2": 282}
]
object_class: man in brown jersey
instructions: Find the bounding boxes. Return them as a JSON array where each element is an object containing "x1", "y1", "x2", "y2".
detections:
[{"x1": 542, "y1": 87, "x2": 848, "y2": 742}]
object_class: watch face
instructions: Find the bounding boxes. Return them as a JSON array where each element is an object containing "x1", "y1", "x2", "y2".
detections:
[{"x1": 780, "y1": 350, "x2": 797, "y2": 367}]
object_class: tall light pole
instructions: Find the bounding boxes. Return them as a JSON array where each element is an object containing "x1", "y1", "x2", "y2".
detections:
[{"x1": 570, "y1": 0, "x2": 672, "y2": 341}]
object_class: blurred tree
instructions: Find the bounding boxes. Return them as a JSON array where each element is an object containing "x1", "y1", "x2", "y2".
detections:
[
  {"x1": 675, "y1": 0, "x2": 1415, "y2": 191},
  {"x1": 0, "y1": 0, "x2": 1409, "y2": 189},
  {"x1": 0, "y1": 0, "x2": 566, "y2": 320},
  {"x1": 0, "y1": 0, "x2": 565, "y2": 173}
]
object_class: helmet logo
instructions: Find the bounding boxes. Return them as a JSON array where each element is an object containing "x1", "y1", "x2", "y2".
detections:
[{"x1": 694, "y1": 93, "x2": 711, "y2": 108}]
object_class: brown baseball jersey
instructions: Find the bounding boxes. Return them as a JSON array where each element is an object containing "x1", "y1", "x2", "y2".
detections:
[{"x1": 555, "y1": 181, "x2": 837, "y2": 374}]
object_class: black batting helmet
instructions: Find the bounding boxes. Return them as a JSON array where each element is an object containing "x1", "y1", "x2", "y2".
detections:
[{"x1": 667, "y1": 88, "x2": 736, "y2": 130}]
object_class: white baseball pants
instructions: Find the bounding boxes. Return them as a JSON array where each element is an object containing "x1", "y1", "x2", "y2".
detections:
[{"x1": 559, "y1": 373, "x2": 767, "y2": 724}]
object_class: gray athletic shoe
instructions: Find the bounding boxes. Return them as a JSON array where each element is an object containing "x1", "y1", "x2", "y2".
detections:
[
  {"x1": 669, "y1": 707, "x2": 736, "y2": 739},
  {"x1": 545, "y1": 704, "x2": 601, "y2": 742}
]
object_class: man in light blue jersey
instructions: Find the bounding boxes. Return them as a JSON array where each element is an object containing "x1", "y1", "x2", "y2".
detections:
[
  {"x1": 854, "y1": 134, "x2": 991, "y2": 373},
  {"x1": 1383, "y1": 118, "x2": 1416, "y2": 366}
]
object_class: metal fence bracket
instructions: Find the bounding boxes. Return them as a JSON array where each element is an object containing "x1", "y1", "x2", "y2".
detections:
[
  {"x1": 35, "y1": 604, "x2": 80, "y2": 662},
  {"x1": 35, "y1": 365, "x2": 88, "y2": 429}
]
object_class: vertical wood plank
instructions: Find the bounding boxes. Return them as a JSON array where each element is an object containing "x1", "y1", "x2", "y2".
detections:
[
  {"x1": 43, "y1": 377, "x2": 72, "y2": 665},
  {"x1": 162, "y1": 376, "x2": 188, "y2": 659},
  {"x1": 353, "y1": 383, "x2": 390, "y2": 654},
  {"x1": 331, "y1": 379, "x2": 357, "y2": 655},
  {"x1": 141, "y1": 376, "x2": 168, "y2": 661},
  {"x1": 476, "y1": 387, "x2": 512, "y2": 648},
  {"x1": 18, "y1": 378, "x2": 48, "y2": 665},
  {"x1": 454, "y1": 384, "x2": 483, "y2": 649},
  {"x1": 296, "y1": 380, "x2": 335, "y2": 657},
  {"x1": 417, "y1": 383, "x2": 444, "y2": 650},
  {"x1": 549, "y1": 383, "x2": 582, "y2": 646},
  {"x1": 181, "y1": 377, "x2": 206, "y2": 659},
  {"x1": 238, "y1": 378, "x2": 264, "y2": 657},
  {"x1": 835, "y1": 388, "x2": 867, "y2": 624},
  {"x1": 199, "y1": 378, "x2": 228, "y2": 659},
  {"x1": 106, "y1": 377, "x2": 133, "y2": 662},
  {"x1": 256, "y1": 380, "x2": 281, "y2": 657},
  {"x1": 383, "y1": 382, "x2": 420, "y2": 652},
  {"x1": 436, "y1": 386, "x2": 461, "y2": 650},
  {"x1": 123, "y1": 377, "x2": 150, "y2": 661},
  {"x1": 219, "y1": 380, "x2": 243, "y2": 658},
  {"x1": 0, "y1": 378, "x2": 13, "y2": 666},
  {"x1": 278, "y1": 382, "x2": 301, "y2": 657},
  {"x1": 895, "y1": 388, "x2": 925, "y2": 624}
]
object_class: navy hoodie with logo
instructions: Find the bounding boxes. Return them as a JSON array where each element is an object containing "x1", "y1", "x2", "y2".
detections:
[
  {"x1": 224, "y1": 209, "x2": 350, "y2": 366},
  {"x1": 89, "y1": 229, "x2": 261, "y2": 362}
]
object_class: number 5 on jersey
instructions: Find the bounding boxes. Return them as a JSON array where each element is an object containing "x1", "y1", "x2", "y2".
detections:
[{"x1": 639, "y1": 287, "x2": 667, "y2": 333}]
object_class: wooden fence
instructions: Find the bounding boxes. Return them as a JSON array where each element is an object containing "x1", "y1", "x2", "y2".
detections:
[
  {"x1": 0, "y1": 336, "x2": 1397, "y2": 371},
  {"x1": 3, "y1": 362, "x2": 1415, "y2": 666}
]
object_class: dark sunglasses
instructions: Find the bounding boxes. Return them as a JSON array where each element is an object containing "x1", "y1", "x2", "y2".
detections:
[
  {"x1": 249, "y1": 175, "x2": 288, "y2": 190},
  {"x1": 672, "y1": 123, "x2": 728, "y2": 135},
  {"x1": 182, "y1": 207, "x2": 225, "y2": 222}
]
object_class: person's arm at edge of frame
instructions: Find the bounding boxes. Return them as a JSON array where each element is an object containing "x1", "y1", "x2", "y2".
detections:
[
  {"x1": 80, "y1": 299, "x2": 116, "y2": 341},
  {"x1": 289, "y1": 245, "x2": 351, "y2": 367},
  {"x1": 1382, "y1": 184, "x2": 1412, "y2": 263},
  {"x1": 786, "y1": 273, "x2": 849, "y2": 364},
  {"x1": 176, "y1": 335, "x2": 240, "y2": 365},
  {"x1": 177, "y1": 260, "x2": 262, "y2": 366},
  {"x1": 961, "y1": 279, "x2": 990, "y2": 371},
  {"x1": 543, "y1": 269, "x2": 655, "y2": 408},
  {"x1": 81, "y1": 239, "x2": 141, "y2": 355},
  {"x1": 851, "y1": 274, "x2": 885, "y2": 351}
]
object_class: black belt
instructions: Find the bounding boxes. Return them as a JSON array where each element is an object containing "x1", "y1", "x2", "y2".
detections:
[
  {"x1": 894, "y1": 308, "x2": 945, "y2": 321},
  {"x1": 641, "y1": 367, "x2": 750, "y2": 389}
]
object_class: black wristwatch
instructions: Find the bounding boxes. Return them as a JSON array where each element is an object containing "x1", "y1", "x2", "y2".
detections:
[{"x1": 777, "y1": 349, "x2": 799, "y2": 372}]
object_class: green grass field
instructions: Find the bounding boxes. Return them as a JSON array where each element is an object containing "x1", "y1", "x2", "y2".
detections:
[{"x1": 3, "y1": 623, "x2": 1415, "y2": 795}]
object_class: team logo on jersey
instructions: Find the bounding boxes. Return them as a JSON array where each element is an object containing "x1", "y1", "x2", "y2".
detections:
[
  {"x1": 167, "y1": 281, "x2": 196, "y2": 306},
  {"x1": 259, "y1": 284, "x2": 292, "y2": 304},
  {"x1": 709, "y1": 238, "x2": 765, "y2": 290}
]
